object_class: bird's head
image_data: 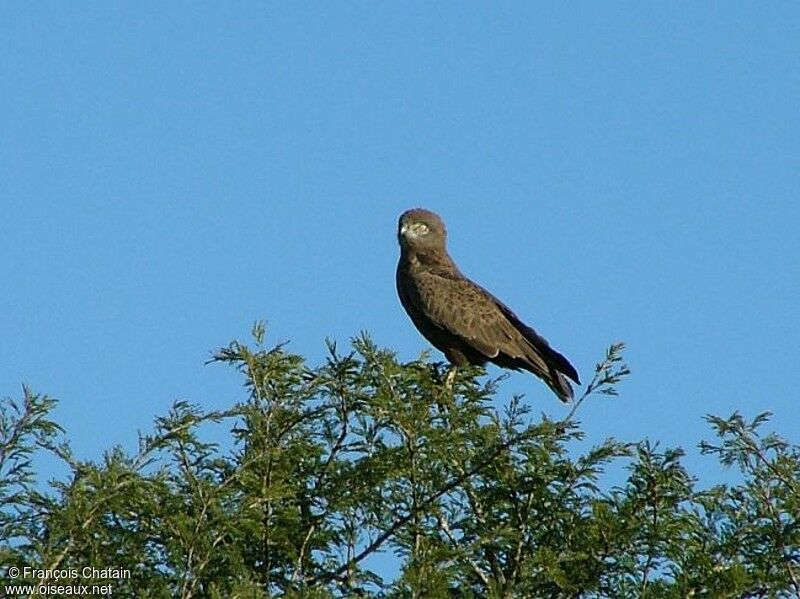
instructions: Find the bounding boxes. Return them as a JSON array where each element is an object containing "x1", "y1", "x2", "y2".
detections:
[{"x1": 398, "y1": 208, "x2": 447, "y2": 253}]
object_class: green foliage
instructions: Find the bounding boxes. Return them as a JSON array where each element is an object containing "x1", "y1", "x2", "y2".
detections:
[{"x1": 1, "y1": 328, "x2": 798, "y2": 598}]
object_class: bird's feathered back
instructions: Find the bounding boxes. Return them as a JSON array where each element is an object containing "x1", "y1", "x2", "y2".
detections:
[{"x1": 396, "y1": 208, "x2": 580, "y2": 402}]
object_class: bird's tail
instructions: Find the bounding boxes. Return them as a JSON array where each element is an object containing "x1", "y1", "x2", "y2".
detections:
[
  {"x1": 546, "y1": 369, "x2": 574, "y2": 403},
  {"x1": 491, "y1": 299, "x2": 581, "y2": 403},
  {"x1": 519, "y1": 328, "x2": 580, "y2": 402}
]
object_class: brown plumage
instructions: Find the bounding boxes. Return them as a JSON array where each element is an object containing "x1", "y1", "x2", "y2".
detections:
[{"x1": 396, "y1": 208, "x2": 580, "y2": 402}]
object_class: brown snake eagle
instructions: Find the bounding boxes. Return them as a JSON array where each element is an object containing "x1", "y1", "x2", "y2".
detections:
[{"x1": 396, "y1": 208, "x2": 580, "y2": 402}]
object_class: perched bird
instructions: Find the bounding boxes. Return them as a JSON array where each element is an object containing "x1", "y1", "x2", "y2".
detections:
[{"x1": 396, "y1": 208, "x2": 580, "y2": 402}]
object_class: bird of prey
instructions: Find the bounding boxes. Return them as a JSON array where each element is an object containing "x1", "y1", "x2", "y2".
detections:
[{"x1": 396, "y1": 208, "x2": 580, "y2": 402}]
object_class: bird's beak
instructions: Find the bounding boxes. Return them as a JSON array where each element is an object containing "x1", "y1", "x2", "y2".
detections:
[{"x1": 400, "y1": 223, "x2": 410, "y2": 237}]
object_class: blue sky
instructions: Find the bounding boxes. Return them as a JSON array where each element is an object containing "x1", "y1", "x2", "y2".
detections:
[{"x1": 2, "y1": 3, "x2": 798, "y2": 495}]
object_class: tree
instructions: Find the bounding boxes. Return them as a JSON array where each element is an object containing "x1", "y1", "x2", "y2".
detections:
[{"x1": 1, "y1": 325, "x2": 798, "y2": 598}]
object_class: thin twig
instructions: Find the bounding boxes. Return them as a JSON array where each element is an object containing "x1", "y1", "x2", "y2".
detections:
[{"x1": 313, "y1": 427, "x2": 537, "y2": 586}]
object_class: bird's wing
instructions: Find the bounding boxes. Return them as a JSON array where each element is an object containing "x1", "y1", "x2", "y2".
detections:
[
  {"x1": 488, "y1": 293, "x2": 581, "y2": 384},
  {"x1": 409, "y1": 269, "x2": 549, "y2": 368}
]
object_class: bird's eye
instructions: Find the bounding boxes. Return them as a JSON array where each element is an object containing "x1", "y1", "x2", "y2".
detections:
[{"x1": 400, "y1": 221, "x2": 431, "y2": 239}]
